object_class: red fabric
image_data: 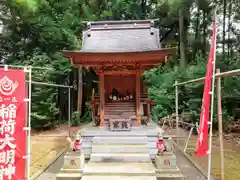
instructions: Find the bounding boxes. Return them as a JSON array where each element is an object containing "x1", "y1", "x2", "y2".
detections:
[
  {"x1": 156, "y1": 140, "x2": 165, "y2": 151},
  {"x1": 73, "y1": 141, "x2": 81, "y2": 150},
  {"x1": 196, "y1": 16, "x2": 217, "y2": 157},
  {"x1": 0, "y1": 68, "x2": 27, "y2": 179}
]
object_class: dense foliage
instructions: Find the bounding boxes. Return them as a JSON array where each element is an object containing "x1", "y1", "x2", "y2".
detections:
[{"x1": 0, "y1": 0, "x2": 239, "y2": 129}]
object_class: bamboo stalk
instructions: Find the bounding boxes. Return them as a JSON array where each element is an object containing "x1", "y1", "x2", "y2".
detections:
[
  {"x1": 216, "y1": 69, "x2": 225, "y2": 180},
  {"x1": 184, "y1": 126, "x2": 193, "y2": 152},
  {"x1": 173, "y1": 68, "x2": 240, "y2": 87}
]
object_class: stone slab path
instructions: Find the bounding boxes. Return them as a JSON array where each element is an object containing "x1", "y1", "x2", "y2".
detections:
[
  {"x1": 36, "y1": 146, "x2": 207, "y2": 180},
  {"x1": 82, "y1": 162, "x2": 157, "y2": 180},
  {"x1": 36, "y1": 154, "x2": 64, "y2": 180},
  {"x1": 175, "y1": 148, "x2": 207, "y2": 180}
]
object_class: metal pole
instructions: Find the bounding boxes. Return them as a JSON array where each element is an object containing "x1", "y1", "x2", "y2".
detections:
[
  {"x1": 216, "y1": 69, "x2": 225, "y2": 180},
  {"x1": 175, "y1": 80, "x2": 179, "y2": 144},
  {"x1": 208, "y1": 9, "x2": 217, "y2": 180},
  {"x1": 0, "y1": 64, "x2": 52, "y2": 70},
  {"x1": 27, "y1": 66, "x2": 32, "y2": 180},
  {"x1": 26, "y1": 80, "x2": 73, "y2": 88},
  {"x1": 68, "y1": 87, "x2": 71, "y2": 137}
]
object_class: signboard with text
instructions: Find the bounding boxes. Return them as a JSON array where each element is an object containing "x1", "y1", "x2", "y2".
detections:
[{"x1": 0, "y1": 68, "x2": 27, "y2": 180}]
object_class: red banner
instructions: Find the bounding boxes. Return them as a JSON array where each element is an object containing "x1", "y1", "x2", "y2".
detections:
[
  {"x1": 0, "y1": 68, "x2": 27, "y2": 179},
  {"x1": 196, "y1": 16, "x2": 217, "y2": 156}
]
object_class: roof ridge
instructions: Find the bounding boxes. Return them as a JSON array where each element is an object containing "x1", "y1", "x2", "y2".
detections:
[
  {"x1": 89, "y1": 26, "x2": 151, "y2": 31},
  {"x1": 87, "y1": 20, "x2": 155, "y2": 25}
]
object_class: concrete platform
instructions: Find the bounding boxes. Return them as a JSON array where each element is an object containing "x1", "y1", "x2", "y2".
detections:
[
  {"x1": 84, "y1": 162, "x2": 156, "y2": 176},
  {"x1": 155, "y1": 154, "x2": 177, "y2": 170},
  {"x1": 92, "y1": 144, "x2": 149, "y2": 153},
  {"x1": 92, "y1": 136, "x2": 148, "y2": 144},
  {"x1": 91, "y1": 152, "x2": 151, "y2": 162},
  {"x1": 81, "y1": 176, "x2": 157, "y2": 180}
]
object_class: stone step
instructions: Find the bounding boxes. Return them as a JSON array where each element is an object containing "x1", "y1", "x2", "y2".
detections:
[
  {"x1": 93, "y1": 136, "x2": 148, "y2": 144},
  {"x1": 156, "y1": 167, "x2": 181, "y2": 174},
  {"x1": 56, "y1": 172, "x2": 82, "y2": 180},
  {"x1": 60, "y1": 168, "x2": 83, "y2": 173},
  {"x1": 92, "y1": 144, "x2": 149, "y2": 153},
  {"x1": 81, "y1": 175, "x2": 157, "y2": 180},
  {"x1": 93, "y1": 136, "x2": 148, "y2": 145},
  {"x1": 84, "y1": 162, "x2": 156, "y2": 176},
  {"x1": 90, "y1": 153, "x2": 151, "y2": 162},
  {"x1": 156, "y1": 173, "x2": 184, "y2": 180}
]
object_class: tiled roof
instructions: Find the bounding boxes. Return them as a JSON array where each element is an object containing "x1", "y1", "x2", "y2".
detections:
[{"x1": 80, "y1": 20, "x2": 161, "y2": 52}]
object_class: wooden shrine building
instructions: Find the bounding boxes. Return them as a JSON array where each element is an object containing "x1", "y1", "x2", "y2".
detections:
[{"x1": 63, "y1": 20, "x2": 175, "y2": 129}]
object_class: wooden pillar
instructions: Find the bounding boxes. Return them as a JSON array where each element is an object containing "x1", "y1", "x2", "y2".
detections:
[
  {"x1": 99, "y1": 72, "x2": 105, "y2": 126},
  {"x1": 91, "y1": 88, "x2": 95, "y2": 125},
  {"x1": 77, "y1": 66, "x2": 83, "y2": 113},
  {"x1": 147, "y1": 102, "x2": 150, "y2": 121},
  {"x1": 136, "y1": 70, "x2": 141, "y2": 124}
]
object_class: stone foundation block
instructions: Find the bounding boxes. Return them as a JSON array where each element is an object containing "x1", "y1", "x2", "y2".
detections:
[
  {"x1": 155, "y1": 154, "x2": 177, "y2": 170},
  {"x1": 63, "y1": 151, "x2": 85, "y2": 170}
]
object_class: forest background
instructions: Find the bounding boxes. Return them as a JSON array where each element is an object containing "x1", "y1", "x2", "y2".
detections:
[{"x1": 0, "y1": 0, "x2": 239, "y2": 130}]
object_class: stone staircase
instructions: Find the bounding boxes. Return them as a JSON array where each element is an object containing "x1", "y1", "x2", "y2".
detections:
[{"x1": 81, "y1": 136, "x2": 157, "y2": 180}]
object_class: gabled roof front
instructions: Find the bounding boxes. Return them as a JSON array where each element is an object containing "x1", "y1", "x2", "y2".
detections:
[{"x1": 81, "y1": 20, "x2": 160, "y2": 52}]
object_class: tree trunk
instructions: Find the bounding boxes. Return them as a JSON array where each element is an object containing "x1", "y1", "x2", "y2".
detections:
[
  {"x1": 179, "y1": 9, "x2": 187, "y2": 68},
  {"x1": 227, "y1": 0, "x2": 232, "y2": 61},
  {"x1": 222, "y1": 0, "x2": 227, "y2": 61},
  {"x1": 141, "y1": 0, "x2": 146, "y2": 19},
  {"x1": 192, "y1": 7, "x2": 200, "y2": 59},
  {"x1": 202, "y1": 12, "x2": 207, "y2": 56},
  {"x1": 77, "y1": 66, "x2": 83, "y2": 115}
]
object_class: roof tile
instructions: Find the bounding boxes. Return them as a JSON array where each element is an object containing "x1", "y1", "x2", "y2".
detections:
[{"x1": 81, "y1": 21, "x2": 160, "y2": 52}]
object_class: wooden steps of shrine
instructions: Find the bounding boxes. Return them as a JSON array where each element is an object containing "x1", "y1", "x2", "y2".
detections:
[
  {"x1": 104, "y1": 112, "x2": 135, "y2": 116},
  {"x1": 104, "y1": 109, "x2": 136, "y2": 112},
  {"x1": 105, "y1": 102, "x2": 136, "y2": 106}
]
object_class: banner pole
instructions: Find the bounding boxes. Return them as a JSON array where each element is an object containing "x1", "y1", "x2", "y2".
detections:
[
  {"x1": 27, "y1": 66, "x2": 32, "y2": 180},
  {"x1": 68, "y1": 87, "x2": 71, "y2": 137},
  {"x1": 207, "y1": 9, "x2": 217, "y2": 180},
  {"x1": 175, "y1": 80, "x2": 179, "y2": 144}
]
